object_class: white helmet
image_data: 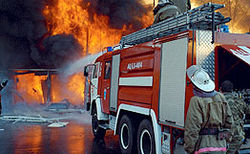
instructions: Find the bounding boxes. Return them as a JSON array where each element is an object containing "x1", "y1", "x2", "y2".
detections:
[{"x1": 187, "y1": 65, "x2": 215, "y2": 92}]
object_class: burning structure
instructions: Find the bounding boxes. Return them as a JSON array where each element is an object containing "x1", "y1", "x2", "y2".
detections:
[
  {"x1": 0, "y1": 0, "x2": 153, "y2": 114},
  {"x1": 0, "y1": 0, "x2": 248, "y2": 113}
]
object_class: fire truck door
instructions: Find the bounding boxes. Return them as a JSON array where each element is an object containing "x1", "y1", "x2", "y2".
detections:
[{"x1": 101, "y1": 61, "x2": 111, "y2": 113}]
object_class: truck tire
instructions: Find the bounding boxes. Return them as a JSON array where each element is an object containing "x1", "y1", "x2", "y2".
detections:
[
  {"x1": 92, "y1": 108, "x2": 106, "y2": 139},
  {"x1": 137, "y1": 119, "x2": 155, "y2": 154},
  {"x1": 118, "y1": 115, "x2": 136, "y2": 154}
]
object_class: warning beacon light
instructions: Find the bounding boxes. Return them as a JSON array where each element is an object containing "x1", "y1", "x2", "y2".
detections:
[{"x1": 107, "y1": 46, "x2": 113, "y2": 52}]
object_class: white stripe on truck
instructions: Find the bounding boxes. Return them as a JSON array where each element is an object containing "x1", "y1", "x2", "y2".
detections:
[{"x1": 119, "y1": 76, "x2": 153, "y2": 87}]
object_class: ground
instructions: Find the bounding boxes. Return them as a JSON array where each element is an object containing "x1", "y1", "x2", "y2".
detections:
[
  {"x1": 0, "y1": 112, "x2": 249, "y2": 154},
  {"x1": 0, "y1": 112, "x2": 121, "y2": 154}
]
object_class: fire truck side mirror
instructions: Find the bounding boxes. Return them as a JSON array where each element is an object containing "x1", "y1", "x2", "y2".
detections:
[{"x1": 84, "y1": 66, "x2": 88, "y2": 77}]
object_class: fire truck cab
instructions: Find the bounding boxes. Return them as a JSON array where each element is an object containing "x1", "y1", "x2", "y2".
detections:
[{"x1": 84, "y1": 3, "x2": 250, "y2": 154}]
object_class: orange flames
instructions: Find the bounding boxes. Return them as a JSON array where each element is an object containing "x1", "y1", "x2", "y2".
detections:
[
  {"x1": 15, "y1": 73, "x2": 85, "y2": 105},
  {"x1": 39, "y1": 0, "x2": 152, "y2": 105},
  {"x1": 43, "y1": 0, "x2": 153, "y2": 54},
  {"x1": 19, "y1": 0, "x2": 246, "y2": 106},
  {"x1": 15, "y1": 74, "x2": 47, "y2": 104},
  {"x1": 15, "y1": 0, "x2": 153, "y2": 105},
  {"x1": 51, "y1": 74, "x2": 85, "y2": 105},
  {"x1": 43, "y1": 0, "x2": 125, "y2": 54}
]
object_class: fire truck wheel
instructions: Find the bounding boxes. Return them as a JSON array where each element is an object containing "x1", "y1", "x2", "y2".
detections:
[
  {"x1": 137, "y1": 119, "x2": 155, "y2": 154},
  {"x1": 118, "y1": 115, "x2": 136, "y2": 154},
  {"x1": 92, "y1": 108, "x2": 106, "y2": 139}
]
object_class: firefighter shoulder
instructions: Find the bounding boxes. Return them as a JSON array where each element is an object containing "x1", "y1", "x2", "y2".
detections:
[
  {"x1": 153, "y1": 0, "x2": 180, "y2": 24},
  {"x1": 184, "y1": 65, "x2": 233, "y2": 154},
  {"x1": 153, "y1": 0, "x2": 191, "y2": 24}
]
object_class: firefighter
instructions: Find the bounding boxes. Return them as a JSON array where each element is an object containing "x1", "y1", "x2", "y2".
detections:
[
  {"x1": 220, "y1": 80, "x2": 250, "y2": 154},
  {"x1": 0, "y1": 80, "x2": 8, "y2": 115},
  {"x1": 153, "y1": 0, "x2": 191, "y2": 24},
  {"x1": 184, "y1": 65, "x2": 233, "y2": 154}
]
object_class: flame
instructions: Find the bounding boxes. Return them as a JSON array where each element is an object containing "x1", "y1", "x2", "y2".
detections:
[
  {"x1": 141, "y1": 10, "x2": 154, "y2": 28},
  {"x1": 190, "y1": 1, "x2": 199, "y2": 9},
  {"x1": 15, "y1": 73, "x2": 47, "y2": 104},
  {"x1": 15, "y1": 72, "x2": 85, "y2": 105},
  {"x1": 43, "y1": 0, "x2": 125, "y2": 54},
  {"x1": 43, "y1": 0, "x2": 153, "y2": 54},
  {"x1": 40, "y1": 0, "x2": 153, "y2": 105},
  {"x1": 18, "y1": 0, "x2": 246, "y2": 105},
  {"x1": 51, "y1": 73, "x2": 85, "y2": 105},
  {"x1": 14, "y1": 0, "x2": 154, "y2": 105}
]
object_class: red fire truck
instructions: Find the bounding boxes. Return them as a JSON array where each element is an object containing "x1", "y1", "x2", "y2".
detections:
[{"x1": 84, "y1": 3, "x2": 250, "y2": 154}]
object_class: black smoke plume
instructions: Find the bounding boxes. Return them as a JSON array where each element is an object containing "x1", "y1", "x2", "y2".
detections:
[
  {"x1": 0, "y1": 0, "x2": 151, "y2": 70},
  {"x1": 0, "y1": 0, "x2": 82, "y2": 70},
  {"x1": 83, "y1": 0, "x2": 151, "y2": 30}
]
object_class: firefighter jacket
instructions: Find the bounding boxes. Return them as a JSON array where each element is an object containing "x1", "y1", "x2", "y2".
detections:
[
  {"x1": 184, "y1": 92, "x2": 233, "y2": 154},
  {"x1": 153, "y1": 4, "x2": 180, "y2": 24}
]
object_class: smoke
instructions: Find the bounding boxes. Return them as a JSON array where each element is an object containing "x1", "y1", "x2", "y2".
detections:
[
  {"x1": 61, "y1": 52, "x2": 102, "y2": 77},
  {"x1": 31, "y1": 34, "x2": 83, "y2": 68},
  {"x1": 0, "y1": 0, "x2": 152, "y2": 70},
  {"x1": 0, "y1": 0, "x2": 248, "y2": 71},
  {"x1": 0, "y1": 0, "x2": 152, "y2": 113},
  {"x1": 0, "y1": 0, "x2": 83, "y2": 70},
  {"x1": 83, "y1": 0, "x2": 152, "y2": 30}
]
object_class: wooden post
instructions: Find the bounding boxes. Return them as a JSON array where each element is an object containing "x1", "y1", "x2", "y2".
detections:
[{"x1": 46, "y1": 71, "x2": 51, "y2": 104}]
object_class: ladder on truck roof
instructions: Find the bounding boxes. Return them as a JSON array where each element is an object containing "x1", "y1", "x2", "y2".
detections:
[{"x1": 120, "y1": 3, "x2": 231, "y2": 46}]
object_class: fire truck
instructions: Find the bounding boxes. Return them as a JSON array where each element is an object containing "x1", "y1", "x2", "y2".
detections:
[{"x1": 83, "y1": 3, "x2": 250, "y2": 154}]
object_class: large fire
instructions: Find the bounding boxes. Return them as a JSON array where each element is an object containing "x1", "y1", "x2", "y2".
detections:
[
  {"x1": 13, "y1": 0, "x2": 153, "y2": 106},
  {"x1": 51, "y1": 74, "x2": 85, "y2": 105},
  {"x1": 14, "y1": 0, "x2": 247, "y2": 106},
  {"x1": 15, "y1": 74, "x2": 47, "y2": 104},
  {"x1": 43, "y1": 0, "x2": 153, "y2": 54},
  {"x1": 28, "y1": 0, "x2": 152, "y2": 106},
  {"x1": 15, "y1": 73, "x2": 85, "y2": 105}
]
